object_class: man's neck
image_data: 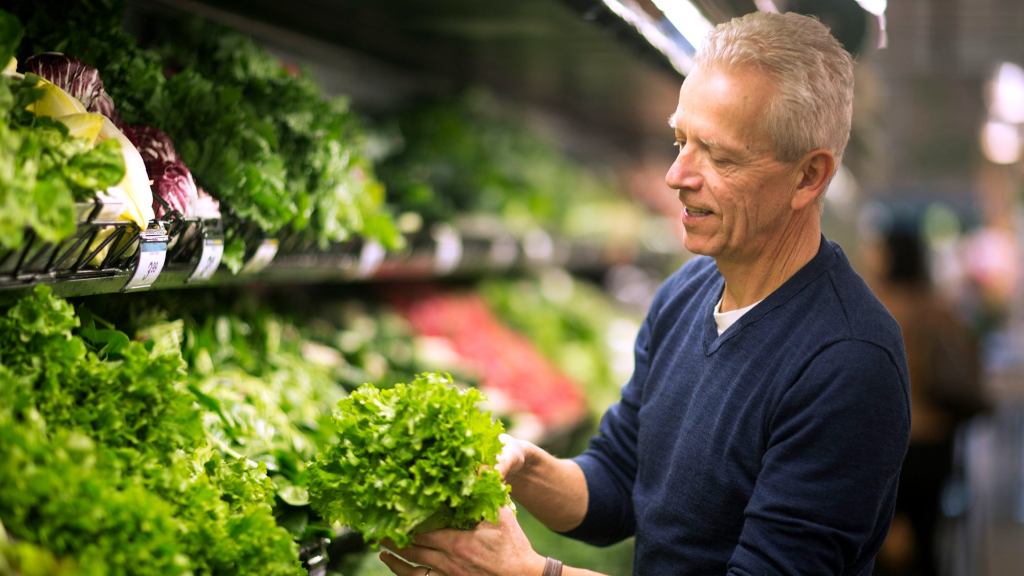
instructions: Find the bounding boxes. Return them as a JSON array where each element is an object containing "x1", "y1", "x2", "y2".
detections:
[{"x1": 717, "y1": 221, "x2": 821, "y2": 312}]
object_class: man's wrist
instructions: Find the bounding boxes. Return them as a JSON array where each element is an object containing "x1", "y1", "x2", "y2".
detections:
[{"x1": 542, "y1": 556, "x2": 563, "y2": 576}]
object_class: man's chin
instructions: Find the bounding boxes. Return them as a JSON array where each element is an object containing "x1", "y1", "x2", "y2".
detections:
[{"x1": 682, "y1": 238, "x2": 716, "y2": 258}]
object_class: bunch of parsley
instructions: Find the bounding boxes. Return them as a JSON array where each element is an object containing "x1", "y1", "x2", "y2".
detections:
[{"x1": 309, "y1": 372, "x2": 510, "y2": 548}]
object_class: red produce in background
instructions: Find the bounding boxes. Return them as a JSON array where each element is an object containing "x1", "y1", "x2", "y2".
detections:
[{"x1": 389, "y1": 288, "x2": 588, "y2": 435}]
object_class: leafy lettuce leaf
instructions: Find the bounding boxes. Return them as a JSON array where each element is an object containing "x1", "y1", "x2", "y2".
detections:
[
  {"x1": 0, "y1": 287, "x2": 305, "y2": 576},
  {"x1": 309, "y1": 372, "x2": 509, "y2": 547},
  {"x1": 0, "y1": 74, "x2": 125, "y2": 249},
  {"x1": 0, "y1": 10, "x2": 22, "y2": 69},
  {"x1": 11, "y1": 1, "x2": 402, "y2": 260}
]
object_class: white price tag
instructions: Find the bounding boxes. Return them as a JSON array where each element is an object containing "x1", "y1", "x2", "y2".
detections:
[
  {"x1": 357, "y1": 240, "x2": 386, "y2": 278},
  {"x1": 522, "y1": 228, "x2": 555, "y2": 263},
  {"x1": 124, "y1": 228, "x2": 168, "y2": 291},
  {"x1": 240, "y1": 238, "x2": 279, "y2": 274},
  {"x1": 489, "y1": 234, "x2": 519, "y2": 268},
  {"x1": 432, "y1": 224, "x2": 462, "y2": 274},
  {"x1": 188, "y1": 237, "x2": 224, "y2": 282}
]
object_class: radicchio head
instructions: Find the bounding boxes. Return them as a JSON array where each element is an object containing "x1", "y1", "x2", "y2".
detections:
[
  {"x1": 149, "y1": 160, "x2": 199, "y2": 219},
  {"x1": 24, "y1": 52, "x2": 117, "y2": 120},
  {"x1": 122, "y1": 124, "x2": 180, "y2": 169}
]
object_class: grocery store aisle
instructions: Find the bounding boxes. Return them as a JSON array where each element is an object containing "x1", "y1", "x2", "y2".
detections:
[{"x1": 937, "y1": 404, "x2": 1024, "y2": 576}]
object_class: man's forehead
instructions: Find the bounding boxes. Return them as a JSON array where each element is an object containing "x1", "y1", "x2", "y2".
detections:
[
  {"x1": 667, "y1": 110, "x2": 693, "y2": 136},
  {"x1": 668, "y1": 73, "x2": 705, "y2": 130},
  {"x1": 666, "y1": 107, "x2": 700, "y2": 134},
  {"x1": 667, "y1": 90, "x2": 697, "y2": 128}
]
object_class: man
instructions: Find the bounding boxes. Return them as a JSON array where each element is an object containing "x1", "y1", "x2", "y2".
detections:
[{"x1": 382, "y1": 11, "x2": 910, "y2": 576}]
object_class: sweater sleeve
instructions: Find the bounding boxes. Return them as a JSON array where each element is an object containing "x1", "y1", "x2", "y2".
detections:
[
  {"x1": 562, "y1": 293, "x2": 657, "y2": 546},
  {"x1": 727, "y1": 339, "x2": 911, "y2": 575}
]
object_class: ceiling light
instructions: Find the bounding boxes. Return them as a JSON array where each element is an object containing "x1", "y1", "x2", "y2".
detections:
[
  {"x1": 854, "y1": 0, "x2": 887, "y2": 16},
  {"x1": 650, "y1": 0, "x2": 714, "y2": 52},
  {"x1": 989, "y1": 62, "x2": 1024, "y2": 124},
  {"x1": 980, "y1": 120, "x2": 1022, "y2": 165},
  {"x1": 600, "y1": 0, "x2": 694, "y2": 75}
]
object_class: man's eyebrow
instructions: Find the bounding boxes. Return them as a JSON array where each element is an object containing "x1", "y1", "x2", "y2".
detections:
[
  {"x1": 667, "y1": 114, "x2": 730, "y2": 154},
  {"x1": 699, "y1": 136, "x2": 723, "y2": 150}
]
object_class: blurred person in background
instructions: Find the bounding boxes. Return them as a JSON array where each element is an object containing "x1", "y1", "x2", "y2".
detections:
[
  {"x1": 381, "y1": 11, "x2": 910, "y2": 576},
  {"x1": 863, "y1": 209, "x2": 988, "y2": 576}
]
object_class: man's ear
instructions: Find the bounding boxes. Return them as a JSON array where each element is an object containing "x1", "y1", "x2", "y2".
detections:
[{"x1": 792, "y1": 149, "x2": 835, "y2": 210}]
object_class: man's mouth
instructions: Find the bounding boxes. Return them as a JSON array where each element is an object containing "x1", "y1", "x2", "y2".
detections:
[{"x1": 684, "y1": 206, "x2": 713, "y2": 217}]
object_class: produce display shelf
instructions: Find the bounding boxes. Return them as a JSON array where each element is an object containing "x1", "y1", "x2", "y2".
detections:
[{"x1": 0, "y1": 201, "x2": 677, "y2": 302}]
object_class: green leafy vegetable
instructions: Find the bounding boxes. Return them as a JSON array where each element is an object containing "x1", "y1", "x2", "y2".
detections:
[
  {"x1": 0, "y1": 73, "x2": 125, "y2": 249},
  {"x1": 155, "y1": 68, "x2": 293, "y2": 234},
  {"x1": 0, "y1": 287, "x2": 305, "y2": 576},
  {"x1": 148, "y1": 19, "x2": 400, "y2": 252},
  {"x1": 9, "y1": 0, "x2": 161, "y2": 124},
  {"x1": 0, "y1": 10, "x2": 22, "y2": 68},
  {"x1": 125, "y1": 298, "x2": 352, "y2": 540},
  {"x1": 1, "y1": 521, "x2": 86, "y2": 576},
  {"x1": 11, "y1": 1, "x2": 402, "y2": 268},
  {"x1": 179, "y1": 312, "x2": 345, "y2": 503},
  {"x1": 377, "y1": 91, "x2": 619, "y2": 234},
  {"x1": 0, "y1": 419, "x2": 192, "y2": 576},
  {"x1": 309, "y1": 372, "x2": 509, "y2": 548},
  {"x1": 64, "y1": 137, "x2": 126, "y2": 190}
]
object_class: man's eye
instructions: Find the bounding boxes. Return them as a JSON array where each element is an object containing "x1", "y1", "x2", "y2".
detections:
[{"x1": 673, "y1": 140, "x2": 685, "y2": 149}]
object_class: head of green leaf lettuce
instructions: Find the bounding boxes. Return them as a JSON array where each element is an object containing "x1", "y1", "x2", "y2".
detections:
[{"x1": 308, "y1": 372, "x2": 511, "y2": 548}]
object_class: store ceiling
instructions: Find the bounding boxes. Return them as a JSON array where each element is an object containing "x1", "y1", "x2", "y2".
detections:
[
  {"x1": 130, "y1": 0, "x2": 882, "y2": 169},
  {"x1": 133, "y1": 0, "x2": 690, "y2": 161},
  {"x1": 131, "y1": 0, "x2": 882, "y2": 159}
]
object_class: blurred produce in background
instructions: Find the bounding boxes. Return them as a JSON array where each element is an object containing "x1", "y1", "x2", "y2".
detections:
[{"x1": 0, "y1": 1, "x2": 695, "y2": 574}]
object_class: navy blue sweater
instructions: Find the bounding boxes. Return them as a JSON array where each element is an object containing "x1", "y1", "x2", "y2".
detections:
[{"x1": 567, "y1": 238, "x2": 911, "y2": 575}]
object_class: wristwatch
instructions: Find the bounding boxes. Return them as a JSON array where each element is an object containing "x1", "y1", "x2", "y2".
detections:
[{"x1": 542, "y1": 557, "x2": 563, "y2": 576}]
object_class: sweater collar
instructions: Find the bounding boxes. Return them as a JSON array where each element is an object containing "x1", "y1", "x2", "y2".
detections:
[{"x1": 704, "y1": 235, "x2": 838, "y2": 354}]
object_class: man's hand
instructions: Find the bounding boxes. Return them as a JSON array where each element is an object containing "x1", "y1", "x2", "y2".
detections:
[
  {"x1": 495, "y1": 433, "x2": 532, "y2": 482},
  {"x1": 380, "y1": 436, "x2": 606, "y2": 576},
  {"x1": 494, "y1": 433, "x2": 589, "y2": 533},
  {"x1": 380, "y1": 507, "x2": 546, "y2": 576}
]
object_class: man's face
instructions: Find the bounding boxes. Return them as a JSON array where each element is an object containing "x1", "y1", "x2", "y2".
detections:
[{"x1": 665, "y1": 65, "x2": 803, "y2": 265}]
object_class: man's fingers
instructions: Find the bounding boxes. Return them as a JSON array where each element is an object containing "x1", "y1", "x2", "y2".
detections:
[
  {"x1": 495, "y1": 454, "x2": 513, "y2": 478},
  {"x1": 387, "y1": 544, "x2": 448, "y2": 572},
  {"x1": 411, "y1": 530, "x2": 446, "y2": 548},
  {"x1": 498, "y1": 506, "x2": 517, "y2": 523},
  {"x1": 496, "y1": 434, "x2": 526, "y2": 480},
  {"x1": 379, "y1": 551, "x2": 422, "y2": 575}
]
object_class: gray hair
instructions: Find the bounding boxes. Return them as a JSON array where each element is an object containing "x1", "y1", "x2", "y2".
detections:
[{"x1": 694, "y1": 11, "x2": 855, "y2": 166}]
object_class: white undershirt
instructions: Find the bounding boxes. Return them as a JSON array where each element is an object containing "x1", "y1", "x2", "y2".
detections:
[{"x1": 713, "y1": 295, "x2": 763, "y2": 335}]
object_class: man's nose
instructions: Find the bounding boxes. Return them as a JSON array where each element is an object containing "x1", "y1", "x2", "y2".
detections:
[{"x1": 665, "y1": 147, "x2": 702, "y2": 192}]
